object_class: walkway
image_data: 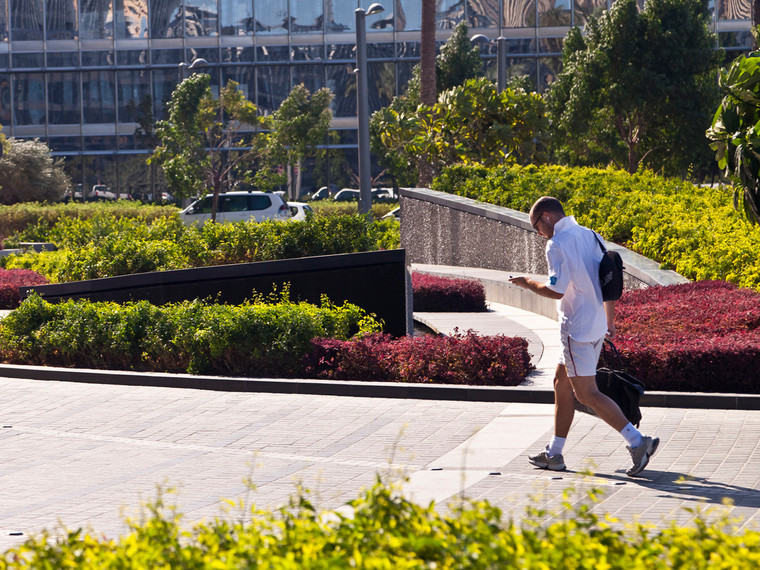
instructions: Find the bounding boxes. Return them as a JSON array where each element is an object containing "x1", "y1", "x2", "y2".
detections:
[{"x1": 2, "y1": 269, "x2": 760, "y2": 551}]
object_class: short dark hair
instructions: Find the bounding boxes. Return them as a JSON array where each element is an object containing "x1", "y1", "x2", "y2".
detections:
[{"x1": 531, "y1": 196, "x2": 565, "y2": 219}]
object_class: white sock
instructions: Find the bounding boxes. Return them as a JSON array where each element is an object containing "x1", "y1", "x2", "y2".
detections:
[
  {"x1": 547, "y1": 435, "x2": 566, "y2": 456},
  {"x1": 620, "y1": 423, "x2": 642, "y2": 448}
]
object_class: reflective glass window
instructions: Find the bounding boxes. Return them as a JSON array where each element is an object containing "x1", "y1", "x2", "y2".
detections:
[
  {"x1": 719, "y1": 30, "x2": 753, "y2": 49},
  {"x1": 291, "y1": 64, "x2": 324, "y2": 91},
  {"x1": 222, "y1": 66, "x2": 254, "y2": 100},
  {"x1": 185, "y1": 47, "x2": 219, "y2": 64},
  {"x1": 537, "y1": 0, "x2": 571, "y2": 26},
  {"x1": 220, "y1": 0, "x2": 251, "y2": 35},
  {"x1": 367, "y1": 42, "x2": 393, "y2": 59},
  {"x1": 326, "y1": 63, "x2": 354, "y2": 117},
  {"x1": 327, "y1": 0, "x2": 355, "y2": 33},
  {"x1": 396, "y1": 0, "x2": 418, "y2": 30},
  {"x1": 152, "y1": 48, "x2": 183, "y2": 64},
  {"x1": 46, "y1": 0, "x2": 78, "y2": 40},
  {"x1": 256, "y1": 64, "x2": 289, "y2": 113},
  {"x1": 116, "y1": 49, "x2": 149, "y2": 65},
  {"x1": 48, "y1": 71, "x2": 80, "y2": 124},
  {"x1": 48, "y1": 135, "x2": 82, "y2": 151},
  {"x1": 538, "y1": 36, "x2": 563, "y2": 54},
  {"x1": 395, "y1": 59, "x2": 415, "y2": 93},
  {"x1": 152, "y1": 68, "x2": 178, "y2": 120},
  {"x1": 437, "y1": 0, "x2": 463, "y2": 28},
  {"x1": 368, "y1": 61, "x2": 394, "y2": 111},
  {"x1": 396, "y1": 41, "x2": 418, "y2": 59},
  {"x1": 0, "y1": 0, "x2": 8, "y2": 40},
  {"x1": 82, "y1": 50, "x2": 114, "y2": 65},
  {"x1": 292, "y1": 44, "x2": 324, "y2": 61},
  {"x1": 114, "y1": 0, "x2": 147, "y2": 38},
  {"x1": 82, "y1": 70, "x2": 116, "y2": 123},
  {"x1": 116, "y1": 68, "x2": 150, "y2": 123},
  {"x1": 0, "y1": 73, "x2": 10, "y2": 125},
  {"x1": 256, "y1": 44, "x2": 289, "y2": 62},
  {"x1": 13, "y1": 72, "x2": 45, "y2": 125},
  {"x1": 503, "y1": 0, "x2": 536, "y2": 27},
  {"x1": 11, "y1": 0, "x2": 44, "y2": 40},
  {"x1": 149, "y1": 0, "x2": 182, "y2": 37},
  {"x1": 506, "y1": 57, "x2": 537, "y2": 90},
  {"x1": 326, "y1": 42, "x2": 353, "y2": 61},
  {"x1": 13, "y1": 53, "x2": 44, "y2": 68},
  {"x1": 507, "y1": 37, "x2": 535, "y2": 54},
  {"x1": 185, "y1": 0, "x2": 217, "y2": 36},
  {"x1": 116, "y1": 155, "x2": 155, "y2": 199},
  {"x1": 573, "y1": 0, "x2": 606, "y2": 26},
  {"x1": 47, "y1": 51, "x2": 79, "y2": 66},
  {"x1": 80, "y1": 0, "x2": 115, "y2": 39},
  {"x1": 468, "y1": 0, "x2": 499, "y2": 27},
  {"x1": 538, "y1": 56, "x2": 561, "y2": 91},
  {"x1": 222, "y1": 45, "x2": 253, "y2": 64},
  {"x1": 253, "y1": 0, "x2": 287, "y2": 35},
  {"x1": 290, "y1": 0, "x2": 323, "y2": 33},
  {"x1": 719, "y1": 0, "x2": 750, "y2": 19}
]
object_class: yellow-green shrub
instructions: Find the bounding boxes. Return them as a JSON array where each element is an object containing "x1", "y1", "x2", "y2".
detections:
[{"x1": 434, "y1": 164, "x2": 760, "y2": 290}]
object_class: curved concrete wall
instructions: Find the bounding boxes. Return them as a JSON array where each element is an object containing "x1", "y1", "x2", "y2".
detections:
[{"x1": 400, "y1": 188, "x2": 689, "y2": 291}]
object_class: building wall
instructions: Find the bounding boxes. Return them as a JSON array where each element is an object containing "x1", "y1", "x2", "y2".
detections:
[{"x1": 0, "y1": 0, "x2": 752, "y2": 194}]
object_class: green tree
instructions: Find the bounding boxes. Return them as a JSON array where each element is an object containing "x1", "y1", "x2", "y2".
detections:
[
  {"x1": 259, "y1": 84, "x2": 333, "y2": 200},
  {"x1": 547, "y1": 0, "x2": 721, "y2": 176},
  {"x1": 371, "y1": 21, "x2": 486, "y2": 186},
  {"x1": 149, "y1": 74, "x2": 267, "y2": 221},
  {"x1": 374, "y1": 77, "x2": 548, "y2": 184},
  {"x1": 0, "y1": 138, "x2": 70, "y2": 204},
  {"x1": 707, "y1": 46, "x2": 760, "y2": 223}
]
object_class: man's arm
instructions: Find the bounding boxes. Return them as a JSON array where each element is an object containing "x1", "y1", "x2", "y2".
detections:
[
  {"x1": 604, "y1": 300, "x2": 616, "y2": 338},
  {"x1": 508, "y1": 276, "x2": 564, "y2": 300}
]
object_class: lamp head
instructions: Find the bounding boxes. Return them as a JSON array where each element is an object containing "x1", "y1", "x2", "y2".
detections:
[
  {"x1": 470, "y1": 34, "x2": 491, "y2": 44},
  {"x1": 366, "y1": 3, "x2": 385, "y2": 16}
]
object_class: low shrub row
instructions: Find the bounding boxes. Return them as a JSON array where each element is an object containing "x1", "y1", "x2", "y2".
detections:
[
  {"x1": 0, "y1": 293, "x2": 381, "y2": 376},
  {"x1": 304, "y1": 331, "x2": 531, "y2": 385},
  {"x1": 4, "y1": 479, "x2": 757, "y2": 568},
  {"x1": 433, "y1": 164, "x2": 760, "y2": 291},
  {"x1": 0, "y1": 201, "x2": 177, "y2": 243},
  {"x1": 1, "y1": 214, "x2": 392, "y2": 282},
  {"x1": 615, "y1": 281, "x2": 760, "y2": 392},
  {"x1": 0, "y1": 295, "x2": 534, "y2": 384},
  {"x1": 0, "y1": 269, "x2": 48, "y2": 309},
  {"x1": 412, "y1": 272, "x2": 487, "y2": 312}
]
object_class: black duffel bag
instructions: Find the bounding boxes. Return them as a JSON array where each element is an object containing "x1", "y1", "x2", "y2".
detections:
[{"x1": 574, "y1": 340, "x2": 645, "y2": 428}]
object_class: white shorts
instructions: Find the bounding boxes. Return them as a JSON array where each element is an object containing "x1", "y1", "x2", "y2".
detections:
[{"x1": 559, "y1": 334, "x2": 604, "y2": 378}]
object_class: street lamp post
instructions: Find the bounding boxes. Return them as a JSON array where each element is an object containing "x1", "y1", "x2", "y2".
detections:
[
  {"x1": 355, "y1": 3, "x2": 384, "y2": 215},
  {"x1": 470, "y1": 34, "x2": 506, "y2": 92},
  {"x1": 178, "y1": 57, "x2": 209, "y2": 81}
]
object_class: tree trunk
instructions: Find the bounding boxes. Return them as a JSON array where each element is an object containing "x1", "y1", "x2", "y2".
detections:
[
  {"x1": 420, "y1": 0, "x2": 436, "y2": 106},
  {"x1": 418, "y1": 0, "x2": 437, "y2": 186}
]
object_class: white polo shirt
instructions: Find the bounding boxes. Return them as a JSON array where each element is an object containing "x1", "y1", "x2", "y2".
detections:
[{"x1": 544, "y1": 216, "x2": 607, "y2": 342}]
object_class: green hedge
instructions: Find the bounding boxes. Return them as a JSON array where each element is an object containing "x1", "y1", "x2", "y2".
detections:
[
  {"x1": 433, "y1": 164, "x2": 760, "y2": 290},
  {"x1": 3, "y1": 479, "x2": 758, "y2": 568},
  {"x1": 0, "y1": 293, "x2": 380, "y2": 376},
  {"x1": 0, "y1": 201, "x2": 178, "y2": 243},
  {"x1": 0, "y1": 214, "x2": 391, "y2": 282}
]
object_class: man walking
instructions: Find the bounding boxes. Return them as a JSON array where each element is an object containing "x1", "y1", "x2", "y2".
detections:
[{"x1": 509, "y1": 196, "x2": 658, "y2": 476}]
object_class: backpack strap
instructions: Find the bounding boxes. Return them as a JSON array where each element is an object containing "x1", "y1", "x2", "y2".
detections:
[{"x1": 592, "y1": 231, "x2": 607, "y2": 253}]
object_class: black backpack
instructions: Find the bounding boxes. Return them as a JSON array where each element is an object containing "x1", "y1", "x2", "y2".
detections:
[{"x1": 593, "y1": 232, "x2": 624, "y2": 302}]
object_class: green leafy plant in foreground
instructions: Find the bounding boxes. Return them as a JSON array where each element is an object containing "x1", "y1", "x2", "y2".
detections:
[{"x1": 3, "y1": 478, "x2": 758, "y2": 568}]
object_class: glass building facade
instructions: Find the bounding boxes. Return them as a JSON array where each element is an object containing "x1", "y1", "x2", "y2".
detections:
[{"x1": 0, "y1": 0, "x2": 752, "y2": 196}]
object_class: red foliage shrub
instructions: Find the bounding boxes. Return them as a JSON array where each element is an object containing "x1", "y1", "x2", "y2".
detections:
[
  {"x1": 615, "y1": 281, "x2": 760, "y2": 392},
  {"x1": 0, "y1": 269, "x2": 49, "y2": 309},
  {"x1": 303, "y1": 330, "x2": 533, "y2": 385},
  {"x1": 412, "y1": 272, "x2": 487, "y2": 312}
]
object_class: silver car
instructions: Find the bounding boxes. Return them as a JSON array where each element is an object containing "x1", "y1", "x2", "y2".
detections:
[{"x1": 179, "y1": 191, "x2": 290, "y2": 225}]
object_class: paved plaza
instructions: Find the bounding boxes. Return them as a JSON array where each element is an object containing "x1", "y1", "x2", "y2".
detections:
[{"x1": 1, "y1": 283, "x2": 759, "y2": 551}]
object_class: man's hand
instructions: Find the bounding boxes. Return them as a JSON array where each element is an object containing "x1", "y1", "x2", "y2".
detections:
[{"x1": 508, "y1": 275, "x2": 563, "y2": 300}]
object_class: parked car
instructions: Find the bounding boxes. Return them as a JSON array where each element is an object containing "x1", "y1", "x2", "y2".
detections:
[
  {"x1": 288, "y1": 201, "x2": 314, "y2": 221},
  {"x1": 333, "y1": 189, "x2": 361, "y2": 201},
  {"x1": 310, "y1": 185, "x2": 339, "y2": 201},
  {"x1": 179, "y1": 191, "x2": 290, "y2": 225},
  {"x1": 91, "y1": 184, "x2": 117, "y2": 201}
]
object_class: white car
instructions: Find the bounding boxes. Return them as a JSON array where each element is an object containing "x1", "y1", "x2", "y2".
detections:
[
  {"x1": 179, "y1": 191, "x2": 290, "y2": 225},
  {"x1": 288, "y1": 201, "x2": 314, "y2": 221}
]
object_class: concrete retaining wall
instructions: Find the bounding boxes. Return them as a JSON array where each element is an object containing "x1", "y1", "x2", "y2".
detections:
[{"x1": 400, "y1": 188, "x2": 689, "y2": 291}]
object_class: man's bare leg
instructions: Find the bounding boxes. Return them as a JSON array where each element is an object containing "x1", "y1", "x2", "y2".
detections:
[{"x1": 569, "y1": 375, "x2": 628, "y2": 432}]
